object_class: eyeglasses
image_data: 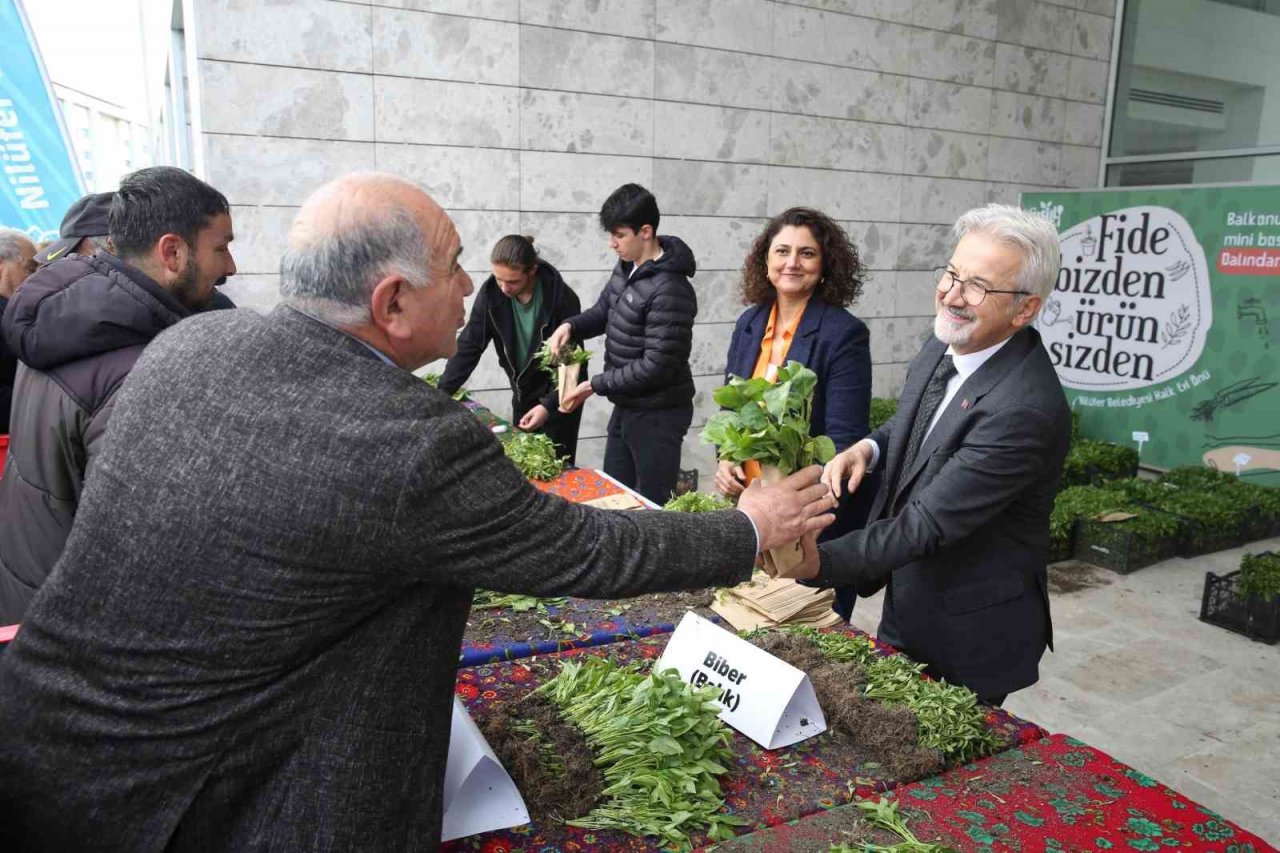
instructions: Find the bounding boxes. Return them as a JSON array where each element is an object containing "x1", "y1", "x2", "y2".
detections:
[{"x1": 933, "y1": 267, "x2": 1029, "y2": 306}]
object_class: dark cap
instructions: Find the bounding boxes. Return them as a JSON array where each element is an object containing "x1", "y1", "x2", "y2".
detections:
[{"x1": 34, "y1": 192, "x2": 114, "y2": 265}]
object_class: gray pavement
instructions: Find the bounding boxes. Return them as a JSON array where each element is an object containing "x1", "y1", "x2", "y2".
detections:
[{"x1": 848, "y1": 537, "x2": 1280, "y2": 847}]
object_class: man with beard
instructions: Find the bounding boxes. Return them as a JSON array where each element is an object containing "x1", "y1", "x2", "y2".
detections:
[
  {"x1": 808, "y1": 204, "x2": 1071, "y2": 706},
  {"x1": 0, "y1": 166, "x2": 236, "y2": 622}
]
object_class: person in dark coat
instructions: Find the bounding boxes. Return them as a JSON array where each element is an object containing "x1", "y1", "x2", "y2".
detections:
[
  {"x1": 807, "y1": 204, "x2": 1072, "y2": 705},
  {"x1": 0, "y1": 228, "x2": 37, "y2": 435},
  {"x1": 0, "y1": 172, "x2": 837, "y2": 851},
  {"x1": 439, "y1": 235, "x2": 583, "y2": 462},
  {"x1": 32, "y1": 191, "x2": 113, "y2": 266},
  {"x1": 550, "y1": 183, "x2": 698, "y2": 503},
  {"x1": 715, "y1": 207, "x2": 877, "y2": 560},
  {"x1": 0, "y1": 167, "x2": 237, "y2": 623}
]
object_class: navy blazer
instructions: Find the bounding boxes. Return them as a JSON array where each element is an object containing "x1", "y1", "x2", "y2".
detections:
[{"x1": 724, "y1": 298, "x2": 871, "y2": 450}]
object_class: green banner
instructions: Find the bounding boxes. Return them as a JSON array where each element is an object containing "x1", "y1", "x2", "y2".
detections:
[{"x1": 1022, "y1": 185, "x2": 1280, "y2": 486}]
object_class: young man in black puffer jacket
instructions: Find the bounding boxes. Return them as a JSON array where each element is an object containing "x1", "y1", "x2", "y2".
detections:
[{"x1": 552, "y1": 184, "x2": 697, "y2": 503}]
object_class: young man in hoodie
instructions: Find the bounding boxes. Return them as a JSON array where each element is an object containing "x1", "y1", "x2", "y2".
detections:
[
  {"x1": 551, "y1": 183, "x2": 697, "y2": 503},
  {"x1": 438, "y1": 234, "x2": 584, "y2": 463},
  {"x1": 0, "y1": 167, "x2": 236, "y2": 623}
]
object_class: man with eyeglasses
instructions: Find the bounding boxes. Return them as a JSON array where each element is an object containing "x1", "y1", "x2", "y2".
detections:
[{"x1": 804, "y1": 203, "x2": 1071, "y2": 707}]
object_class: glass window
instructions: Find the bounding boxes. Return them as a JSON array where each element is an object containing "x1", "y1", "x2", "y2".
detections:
[
  {"x1": 1109, "y1": 0, "x2": 1280, "y2": 158},
  {"x1": 1106, "y1": 153, "x2": 1280, "y2": 186}
]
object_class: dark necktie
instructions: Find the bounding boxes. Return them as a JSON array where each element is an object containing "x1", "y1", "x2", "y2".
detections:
[{"x1": 894, "y1": 354, "x2": 957, "y2": 499}]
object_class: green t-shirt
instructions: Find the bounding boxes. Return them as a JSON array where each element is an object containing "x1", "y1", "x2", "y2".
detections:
[{"x1": 511, "y1": 281, "x2": 543, "y2": 367}]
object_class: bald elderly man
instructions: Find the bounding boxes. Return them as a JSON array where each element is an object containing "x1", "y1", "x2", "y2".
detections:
[{"x1": 0, "y1": 173, "x2": 835, "y2": 852}]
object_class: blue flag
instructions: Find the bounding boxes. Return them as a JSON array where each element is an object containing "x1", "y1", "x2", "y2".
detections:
[{"x1": 0, "y1": 0, "x2": 85, "y2": 242}]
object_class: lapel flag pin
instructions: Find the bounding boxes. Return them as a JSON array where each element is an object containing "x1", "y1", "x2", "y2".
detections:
[{"x1": 960, "y1": 398, "x2": 970, "y2": 410}]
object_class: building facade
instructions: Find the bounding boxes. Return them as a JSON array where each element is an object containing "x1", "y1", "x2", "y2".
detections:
[{"x1": 179, "y1": 0, "x2": 1119, "y2": 477}]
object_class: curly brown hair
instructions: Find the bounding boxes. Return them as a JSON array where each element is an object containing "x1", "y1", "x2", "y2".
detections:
[{"x1": 740, "y1": 207, "x2": 866, "y2": 308}]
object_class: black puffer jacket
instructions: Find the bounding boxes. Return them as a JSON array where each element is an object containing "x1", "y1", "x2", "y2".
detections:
[
  {"x1": 570, "y1": 235, "x2": 697, "y2": 409},
  {"x1": 0, "y1": 253, "x2": 193, "y2": 622}
]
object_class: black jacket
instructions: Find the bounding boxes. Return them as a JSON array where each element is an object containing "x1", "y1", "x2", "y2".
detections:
[
  {"x1": 818, "y1": 329, "x2": 1070, "y2": 698},
  {"x1": 0, "y1": 253, "x2": 194, "y2": 622},
  {"x1": 569, "y1": 235, "x2": 697, "y2": 409},
  {"x1": 438, "y1": 260, "x2": 581, "y2": 417},
  {"x1": 0, "y1": 295, "x2": 15, "y2": 434}
]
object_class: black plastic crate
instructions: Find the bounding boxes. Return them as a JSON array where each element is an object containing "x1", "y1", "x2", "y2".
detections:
[
  {"x1": 1073, "y1": 519, "x2": 1178, "y2": 574},
  {"x1": 1200, "y1": 569, "x2": 1280, "y2": 645},
  {"x1": 1048, "y1": 537, "x2": 1074, "y2": 565}
]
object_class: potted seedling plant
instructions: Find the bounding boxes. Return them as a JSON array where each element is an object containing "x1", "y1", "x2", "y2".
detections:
[
  {"x1": 536, "y1": 340, "x2": 591, "y2": 410},
  {"x1": 701, "y1": 361, "x2": 836, "y2": 577}
]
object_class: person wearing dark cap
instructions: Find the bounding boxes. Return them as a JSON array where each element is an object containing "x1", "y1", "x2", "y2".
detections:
[
  {"x1": 35, "y1": 192, "x2": 236, "y2": 310},
  {"x1": 32, "y1": 192, "x2": 113, "y2": 266},
  {"x1": 0, "y1": 167, "x2": 237, "y2": 622}
]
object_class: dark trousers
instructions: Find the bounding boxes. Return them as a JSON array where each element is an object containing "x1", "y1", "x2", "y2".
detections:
[
  {"x1": 603, "y1": 403, "x2": 693, "y2": 504},
  {"x1": 513, "y1": 395, "x2": 582, "y2": 466}
]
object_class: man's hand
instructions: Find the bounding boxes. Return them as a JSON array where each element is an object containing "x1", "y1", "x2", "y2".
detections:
[
  {"x1": 547, "y1": 323, "x2": 572, "y2": 352},
  {"x1": 714, "y1": 460, "x2": 746, "y2": 497},
  {"x1": 518, "y1": 404, "x2": 550, "y2": 431},
  {"x1": 822, "y1": 439, "x2": 874, "y2": 499},
  {"x1": 558, "y1": 380, "x2": 594, "y2": 413},
  {"x1": 738, "y1": 465, "x2": 836, "y2": 552}
]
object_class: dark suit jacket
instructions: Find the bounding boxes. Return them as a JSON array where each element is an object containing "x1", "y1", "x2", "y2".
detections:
[
  {"x1": 725, "y1": 299, "x2": 870, "y2": 450},
  {"x1": 816, "y1": 327, "x2": 1070, "y2": 698},
  {"x1": 726, "y1": 298, "x2": 876, "y2": 538},
  {"x1": 0, "y1": 306, "x2": 757, "y2": 852}
]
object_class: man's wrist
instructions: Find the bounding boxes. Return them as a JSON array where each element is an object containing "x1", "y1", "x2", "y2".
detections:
[{"x1": 735, "y1": 508, "x2": 762, "y2": 554}]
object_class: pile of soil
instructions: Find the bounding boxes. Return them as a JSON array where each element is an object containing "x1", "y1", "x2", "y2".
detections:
[
  {"x1": 751, "y1": 633, "x2": 945, "y2": 782},
  {"x1": 479, "y1": 691, "x2": 605, "y2": 822},
  {"x1": 465, "y1": 588, "x2": 716, "y2": 646}
]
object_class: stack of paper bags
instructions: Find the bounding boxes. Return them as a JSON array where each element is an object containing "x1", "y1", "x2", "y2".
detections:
[{"x1": 710, "y1": 572, "x2": 843, "y2": 631}]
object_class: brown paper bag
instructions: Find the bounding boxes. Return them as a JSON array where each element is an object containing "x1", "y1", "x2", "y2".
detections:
[
  {"x1": 758, "y1": 464, "x2": 806, "y2": 578},
  {"x1": 558, "y1": 362, "x2": 581, "y2": 409}
]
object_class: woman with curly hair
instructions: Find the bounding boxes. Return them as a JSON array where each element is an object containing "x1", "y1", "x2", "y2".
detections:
[{"x1": 714, "y1": 208, "x2": 875, "y2": 540}]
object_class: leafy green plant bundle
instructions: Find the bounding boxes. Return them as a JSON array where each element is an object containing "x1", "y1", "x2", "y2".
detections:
[
  {"x1": 1060, "y1": 439, "x2": 1138, "y2": 489},
  {"x1": 535, "y1": 340, "x2": 592, "y2": 379},
  {"x1": 765, "y1": 627, "x2": 1001, "y2": 762},
  {"x1": 869, "y1": 397, "x2": 898, "y2": 430},
  {"x1": 1240, "y1": 552, "x2": 1280, "y2": 601},
  {"x1": 826, "y1": 797, "x2": 959, "y2": 852},
  {"x1": 538, "y1": 658, "x2": 744, "y2": 847},
  {"x1": 1159, "y1": 465, "x2": 1239, "y2": 491},
  {"x1": 503, "y1": 431, "x2": 567, "y2": 481},
  {"x1": 1050, "y1": 485, "x2": 1129, "y2": 550},
  {"x1": 420, "y1": 372, "x2": 469, "y2": 401},
  {"x1": 701, "y1": 361, "x2": 837, "y2": 475},
  {"x1": 471, "y1": 590, "x2": 568, "y2": 613},
  {"x1": 663, "y1": 491, "x2": 734, "y2": 513}
]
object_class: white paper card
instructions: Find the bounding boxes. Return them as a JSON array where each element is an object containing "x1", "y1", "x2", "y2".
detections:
[
  {"x1": 440, "y1": 698, "x2": 530, "y2": 841},
  {"x1": 656, "y1": 612, "x2": 826, "y2": 749}
]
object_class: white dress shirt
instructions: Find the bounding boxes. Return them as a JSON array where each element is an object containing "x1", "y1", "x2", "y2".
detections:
[{"x1": 865, "y1": 335, "x2": 1013, "y2": 471}]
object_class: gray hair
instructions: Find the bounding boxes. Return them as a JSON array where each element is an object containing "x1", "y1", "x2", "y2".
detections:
[
  {"x1": 952, "y1": 204, "x2": 1061, "y2": 307},
  {"x1": 0, "y1": 227, "x2": 34, "y2": 263},
  {"x1": 279, "y1": 208, "x2": 431, "y2": 326}
]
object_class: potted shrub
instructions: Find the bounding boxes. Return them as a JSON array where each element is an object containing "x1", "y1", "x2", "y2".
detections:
[{"x1": 701, "y1": 361, "x2": 836, "y2": 577}]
